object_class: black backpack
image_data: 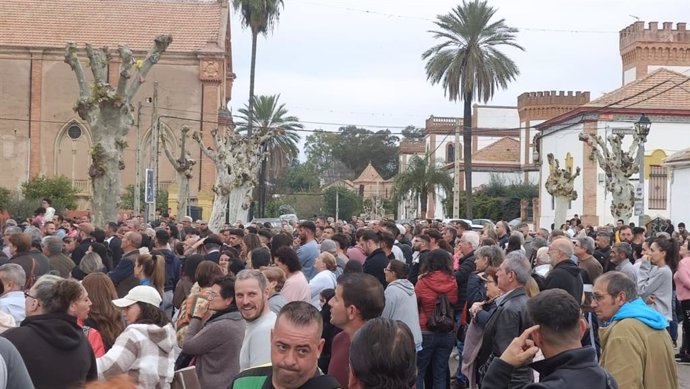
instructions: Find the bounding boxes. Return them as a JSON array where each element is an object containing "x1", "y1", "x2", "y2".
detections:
[{"x1": 427, "y1": 293, "x2": 455, "y2": 333}]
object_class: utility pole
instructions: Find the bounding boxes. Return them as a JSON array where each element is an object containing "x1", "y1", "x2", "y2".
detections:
[
  {"x1": 147, "y1": 82, "x2": 159, "y2": 223},
  {"x1": 134, "y1": 102, "x2": 142, "y2": 216},
  {"x1": 453, "y1": 118, "x2": 461, "y2": 218}
]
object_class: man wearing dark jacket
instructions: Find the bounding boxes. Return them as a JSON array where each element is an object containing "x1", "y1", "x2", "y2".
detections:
[
  {"x1": 105, "y1": 222, "x2": 123, "y2": 269},
  {"x1": 477, "y1": 252, "x2": 533, "y2": 388},
  {"x1": 482, "y1": 289, "x2": 617, "y2": 389},
  {"x1": 154, "y1": 229, "x2": 180, "y2": 317},
  {"x1": 453, "y1": 230, "x2": 479, "y2": 388},
  {"x1": 361, "y1": 230, "x2": 389, "y2": 287},
  {"x1": 108, "y1": 231, "x2": 142, "y2": 297},
  {"x1": 71, "y1": 223, "x2": 96, "y2": 266},
  {"x1": 543, "y1": 238, "x2": 583, "y2": 304}
]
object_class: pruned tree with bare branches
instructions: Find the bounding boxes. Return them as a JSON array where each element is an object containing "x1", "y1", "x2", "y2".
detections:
[
  {"x1": 64, "y1": 35, "x2": 172, "y2": 226},
  {"x1": 161, "y1": 126, "x2": 196, "y2": 221},
  {"x1": 192, "y1": 125, "x2": 279, "y2": 232},
  {"x1": 578, "y1": 131, "x2": 642, "y2": 222}
]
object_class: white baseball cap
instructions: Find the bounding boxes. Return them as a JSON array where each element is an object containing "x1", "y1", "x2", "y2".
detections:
[{"x1": 112, "y1": 285, "x2": 162, "y2": 308}]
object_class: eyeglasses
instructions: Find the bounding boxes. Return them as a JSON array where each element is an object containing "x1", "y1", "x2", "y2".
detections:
[
  {"x1": 592, "y1": 293, "x2": 611, "y2": 302},
  {"x1": 24, "y1": 291, "x2": 36, "y2": 300},
  {"x1": 383, "y1": 268, "x2": 391, "y2": 273}
]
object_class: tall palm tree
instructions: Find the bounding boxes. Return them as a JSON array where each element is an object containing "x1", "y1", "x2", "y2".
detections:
[
  {"x1": 394, "y1": 154, "x2": 453, "y2": 219},
  {"x1": 235, "y1": 94, "x2": 302, "y2": 216},
  {"x1": 232, "y1": 0, "x2": 284, "y2": 136},
  {"x1": 422, "y1": 0, "x2": 523, "y2": 218}
]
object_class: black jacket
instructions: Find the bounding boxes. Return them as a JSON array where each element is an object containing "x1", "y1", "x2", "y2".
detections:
[
  {"x1": 477, "y1": 288, "x2": 533, "y2": 389},
  {"x1": 159, "y1": 248, "x2": 181, "y2": 291},
  {"x1": 363, "y1": 248, "x2": 389, "y2": 286},
  {"x1": 455, "y1": 251, "x2": 476, "y2": 312},
  {"x1": 543, "y1": 260, "x2": 584, "y2": 304},
  {"x1": 107, "y1": 236, "x2": 123, "y2": 268},
  {"x1": 2, "y1": 313, "x2": 97, "y2": 389},
  {"x1": 483, "y1": 347, "x2": 617, "y2": 389},
  {"x1": 71, "y1": 238, "x2": 94, "y2": 266}
]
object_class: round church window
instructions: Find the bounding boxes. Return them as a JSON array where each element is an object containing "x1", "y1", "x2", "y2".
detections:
[{"x1": 67, "y1": 125, "x2": 82, "y2": 140}]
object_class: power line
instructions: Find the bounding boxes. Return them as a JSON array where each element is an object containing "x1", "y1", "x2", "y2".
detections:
[{"x1": 290, "y1": 0, "x2": 618, "y2": 34}]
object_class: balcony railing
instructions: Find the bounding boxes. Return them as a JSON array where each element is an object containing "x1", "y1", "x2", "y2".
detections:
[{"x1": 72, "y1": 179, "x2": 91, "y2": 195}]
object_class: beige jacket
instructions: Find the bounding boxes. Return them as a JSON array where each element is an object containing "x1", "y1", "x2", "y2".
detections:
[{"x1": 599, "y1": 318, "x2": 677, "y2": 389}]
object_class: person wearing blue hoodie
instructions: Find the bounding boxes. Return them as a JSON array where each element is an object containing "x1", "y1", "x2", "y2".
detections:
[{"x1": 592, "y1": 271, "x2": 677, "y2": 389}]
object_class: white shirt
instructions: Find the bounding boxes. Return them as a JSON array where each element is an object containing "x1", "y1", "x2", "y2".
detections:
[
  {"x1": 309, "y1": 270, "x2": 337, "y2": 309},
  {"x1": 239, "y1": 311, "x2": 277, "y2": 370}
]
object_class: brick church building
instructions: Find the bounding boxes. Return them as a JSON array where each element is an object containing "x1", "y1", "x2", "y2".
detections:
[{"x1": 0, "y1": 0, "x2": 234, "y2": 216}]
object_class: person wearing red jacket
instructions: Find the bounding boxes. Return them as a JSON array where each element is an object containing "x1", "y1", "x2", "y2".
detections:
[{"x1": 415, "y1": 249, "x2": 458, "y2": 389}]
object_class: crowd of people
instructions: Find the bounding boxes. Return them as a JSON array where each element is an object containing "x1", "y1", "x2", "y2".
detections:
[{"x1": 0, "y1": 201, "x2": 686, "y2": 389}]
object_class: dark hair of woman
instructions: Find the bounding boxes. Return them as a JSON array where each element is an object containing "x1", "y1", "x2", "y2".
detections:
[
  {"x1": 195, "y1": 261, "x2": 224, "y2": 288},
  {"x1": 82, "y1": 273, "x2": 125, "y2": 350},
  {"x1": 653, "y1": 236, "x2": 679, "y2": 273},
  {"x1": 505, "y1": 234, "x2": 523, "y2": 254},
  {"x1": 344, "y1": 260, "x2": 363, "y2": 274},
  {"x1": 271, "y1": 233, "x2": 293, "y2": 258},
  {"x1": 183, "y1": 255, "x2": 205, "y2": 282},
  {"x1": 420, "y1": 249, "x2": 453, "y2": 275},
  {"x1": 275, "y1": 247, "x2": 301, "y2": 273},
  {"x1": 134, "y1": 302, "x2": 171, "y2": 327},
  {"x1": 43, "y1": 278, "x2": 83, "y2": 314},
  {"x1": 387, "y1": 260, "x2": 409, "y2": 279}
]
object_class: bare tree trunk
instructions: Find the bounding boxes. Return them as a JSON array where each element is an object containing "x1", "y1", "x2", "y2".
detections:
[
  {"x1": 162, "y1": 126, "x2": 195, "y2": 221},
  {"x1": 64, "y1": 36, "x2": 172, "y2": 226},
  {"x1": 463, "y1": 92, "x2": 473, "y2": 219},
  {"x1": 192, "y1": 127, "x2": 275, "y2": 233},
  {"x1": 247, "y1": 32, "x2": 258, "y2": 136}
]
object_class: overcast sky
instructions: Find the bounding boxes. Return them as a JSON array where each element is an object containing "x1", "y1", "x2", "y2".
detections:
[{"x1": 228, "y1": 0, "x2": 689, "y2": 157}]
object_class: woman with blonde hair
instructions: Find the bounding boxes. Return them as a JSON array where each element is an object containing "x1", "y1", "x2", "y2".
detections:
[
  {"x1": 82, "y1": 273, "x2": 125, "y2": 352},
  {"x1": 308, "y1": 252, "x2": 338, "y2": 309},
  {"x1": 261, "y1": 266, "x2": 288, "y2": 314},
  {"x1": 134, "y1": 253, "x2": 165, "y2": 297}
]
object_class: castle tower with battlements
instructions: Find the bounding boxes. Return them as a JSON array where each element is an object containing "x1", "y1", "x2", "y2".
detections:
[{"x1": 620, "y1": 21, "x2": 690, "y2": 85}]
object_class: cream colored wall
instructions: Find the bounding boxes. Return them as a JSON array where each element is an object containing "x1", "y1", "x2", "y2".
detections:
[{"x1": 0, "y1": 58, "x2": 31, "y2": 190}]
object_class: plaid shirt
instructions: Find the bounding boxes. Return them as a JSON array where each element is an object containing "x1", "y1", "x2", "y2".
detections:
[{"x1": 97, "y1": 323, "x2": 176, "y2": 389}]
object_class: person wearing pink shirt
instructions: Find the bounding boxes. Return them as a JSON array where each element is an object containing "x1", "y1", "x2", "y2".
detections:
[{"x1": 673, "y1": 239, "x2": 690, "y2": 362}]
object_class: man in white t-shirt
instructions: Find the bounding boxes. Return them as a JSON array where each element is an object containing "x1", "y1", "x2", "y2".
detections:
[{"x1": 236, "y1": 269, "x2": 277, "y2": 370}]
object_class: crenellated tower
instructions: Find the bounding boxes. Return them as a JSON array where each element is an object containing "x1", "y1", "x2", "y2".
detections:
[{"x1": 620, "y1": 21, "x2": 690, "y2": 85}]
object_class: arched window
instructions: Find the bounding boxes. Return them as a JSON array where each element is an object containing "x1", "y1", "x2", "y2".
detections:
[{"x1": 446, "y1": 143, "x2": 455, "y2": 163}]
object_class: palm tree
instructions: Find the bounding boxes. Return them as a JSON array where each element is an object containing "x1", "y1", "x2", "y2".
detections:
[
  {"x1": 235, "y1": 94, "x2": 302, "y2": 216},
  {"x1": 422, "y1": 0, "x2": 523, "y2": 218},
  {"x1": 394, "y1": 154, "x2": 453, "y2": 219},
  {"x1": 232, "y1": 0, "x2": 284, "y2": 136}
]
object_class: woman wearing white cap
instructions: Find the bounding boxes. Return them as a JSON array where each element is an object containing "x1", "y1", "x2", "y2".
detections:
[{"x1": 96, "y1": 285, "x2": 176, "y2": 388}]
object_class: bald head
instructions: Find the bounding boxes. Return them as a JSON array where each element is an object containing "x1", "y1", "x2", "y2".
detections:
[{"x1": 549, "y1": 237, "x2": 573, "y2": 264}]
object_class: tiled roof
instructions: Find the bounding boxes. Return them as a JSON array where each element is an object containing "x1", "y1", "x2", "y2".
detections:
[
  {"x1": 0, "y1": 0, "x2": 225, "y2": 53},
  {"x1": 665, "y1": 148, "x2": 690, "y2": 165},
  {"x1": 472, "y1": 137, "x2": 520, "y2": 163},
  {"x1": 585, "y1": 68, "x2": 690, "y2": 110}
]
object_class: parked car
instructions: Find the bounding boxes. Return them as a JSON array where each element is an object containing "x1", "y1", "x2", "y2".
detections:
[
  {"x1": 250, "y1": 218, "x2": 282, "y2": 228},
  {"x1": 472, "y1": 219, "x2": 495, "y2": 229},
  {"x1": 442, "y1": 219, "x2": 483, "y2": 232}
]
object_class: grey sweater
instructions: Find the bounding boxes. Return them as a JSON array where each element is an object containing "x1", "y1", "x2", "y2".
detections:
[
  {"x1": 382, "y1": 279, "x2": 423, "y2": 350},
  {"x1": 637, "y1": 260, "x2": 673, "y2": 321},
  {"x1": 0, "y1": 336, "x2": 34, "y2": 389},
  {"x1": 183, "y1": 310, "x2": 246, "y2": 388}
]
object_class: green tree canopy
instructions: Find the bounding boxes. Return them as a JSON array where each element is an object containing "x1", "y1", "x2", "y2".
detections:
[
  {"x1": 21, "y1": 175, "x2": 78, "y2": 211},
  {"x1": 278, "y1": 159, "x2": 320, "y2": 193},
  {"x1": 401, "y1": 125, "x2": 425, "y2": 140},
  {"x1": 323, "y1": 187, "x2": 362, "y2": 221},
  {"x1": 305, "y1": 126, "x2": 399, "y2": 183}
]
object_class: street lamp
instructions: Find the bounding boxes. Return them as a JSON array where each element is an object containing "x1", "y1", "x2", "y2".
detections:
[{"x1": 634, "y1": 114, "x2": 652, "y2": 229}]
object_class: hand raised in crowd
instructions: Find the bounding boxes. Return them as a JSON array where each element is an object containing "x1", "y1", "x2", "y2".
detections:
[{"x1": 499, "y1": 325, "x2": 540, "y2": 367}]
